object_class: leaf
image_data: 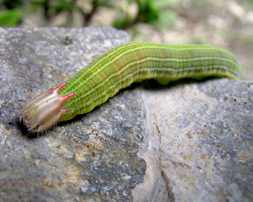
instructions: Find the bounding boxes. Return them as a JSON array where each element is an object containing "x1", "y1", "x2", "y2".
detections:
[
  {"x1": 137, "y1": 0, "x2": 159, "y2": 23},
  {"x1": 113, "y1": 10, "x2": 133, "y2": 29},
  {"x1": 0, "y1": 9, "x2": 22, "y2": 26}
]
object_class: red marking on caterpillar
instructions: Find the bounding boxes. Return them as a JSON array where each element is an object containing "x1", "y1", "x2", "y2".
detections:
[{"x1": 21, "y1": 82, "x2": 75, "y2": 132}]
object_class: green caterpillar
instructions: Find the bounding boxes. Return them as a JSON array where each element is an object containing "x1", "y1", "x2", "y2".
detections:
[{"x1": 21, "y1": 42, "x2": 240, "y2": 132}]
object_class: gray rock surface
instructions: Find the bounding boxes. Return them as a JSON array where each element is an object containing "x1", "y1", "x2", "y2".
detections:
[
  {"x1": 134, "y1": 80, "x2": 253, "y2": 202},
  {"x1": 0, "y1": 27, "x2": 252, "y2": 202}
]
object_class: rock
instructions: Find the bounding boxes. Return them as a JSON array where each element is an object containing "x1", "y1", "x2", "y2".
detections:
[
  {"x1": 134, "y1": 79, "x2": 253, "y2": 202},
  {"x1": 0, "y1": 27, "x2": 252, "y2": 202}
]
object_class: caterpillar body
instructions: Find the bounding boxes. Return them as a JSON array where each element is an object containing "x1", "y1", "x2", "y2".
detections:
[{"x1": 21, "y1": 42, "x2": 240, "y2": 132}]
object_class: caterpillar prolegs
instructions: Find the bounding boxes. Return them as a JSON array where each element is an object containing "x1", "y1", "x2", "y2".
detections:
[{"x1": 21, "y1": 42, "x2": 240, "y2": 132}]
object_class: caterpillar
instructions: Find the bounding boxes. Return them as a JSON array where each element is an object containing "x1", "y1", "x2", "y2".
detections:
[{"x1": 21, "y1": 42, "x2": 240, "y2": 132}]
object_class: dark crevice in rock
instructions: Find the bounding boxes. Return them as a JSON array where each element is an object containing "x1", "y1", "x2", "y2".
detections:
[{"x1": 161, "y1": 170, "x2": 175, "y2": 202}]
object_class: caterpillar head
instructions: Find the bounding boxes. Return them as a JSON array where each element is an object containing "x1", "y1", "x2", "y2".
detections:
[{"x1": 21, "y1": 83, "x2": 75, "y2": 133}]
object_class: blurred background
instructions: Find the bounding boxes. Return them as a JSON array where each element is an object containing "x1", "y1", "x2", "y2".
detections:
[{"x1": 0, "y1": 0, "x2": 252, "y2": 79}]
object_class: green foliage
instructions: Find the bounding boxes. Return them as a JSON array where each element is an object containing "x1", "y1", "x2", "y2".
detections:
[
  {"x1": 156, "y1": 0, "x2": 178, "y2": 7},
  {"x1": 0, "y1": 9, "x2": 22, "y2": 26},
  {"x1": 137, "y1": 0, "x2": 160, "y2": 23},
  {"x1": 1, "y1": 0, "x2": 24, "y2": 9},
  {"x1": 0, "y1": 0, "x2": 178, "y2": 28},
  {"x1": 244, "y1": 0, "x2": 253, "y2": 8},
  {"x1": 113, "y1": 0, "x2": 178, "y2": 29},
  {"x1": 113, "y1": 14, "x2": 133, "y2": 30},
  {"x1": 156, "y1": 10, "x2": 176, "y2": 28},
  {"x1": 51, "y1": 0, "x2": 75, "y2": 13},
  {"x1": 94, "y1": 0, "x2": 115, "y2": 8},
  {"x1": 31, "y1": 0, "x2": 76, "y2": 15}
]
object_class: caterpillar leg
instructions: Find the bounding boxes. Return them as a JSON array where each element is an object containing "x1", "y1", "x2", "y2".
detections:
[{"x1": 157, "y1": 78, "x2": 170, "y2": 85}]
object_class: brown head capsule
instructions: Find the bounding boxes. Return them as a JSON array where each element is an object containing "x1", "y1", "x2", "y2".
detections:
[{"x1": 21, "y1": 83, "x2": 75, "y2": 132}]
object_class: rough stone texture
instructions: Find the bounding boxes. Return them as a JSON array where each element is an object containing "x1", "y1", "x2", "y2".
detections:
[
  {"x1": 134, "y1": 80, "x2": 253, "y2": 202},
  {"x1": 0, "y1": 27, "x2": 252, "y2": 202}
]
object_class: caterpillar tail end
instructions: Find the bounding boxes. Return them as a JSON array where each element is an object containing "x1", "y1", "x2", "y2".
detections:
[{"x1": 21, "y1": 82, "x2": 75, "y2": 133}]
